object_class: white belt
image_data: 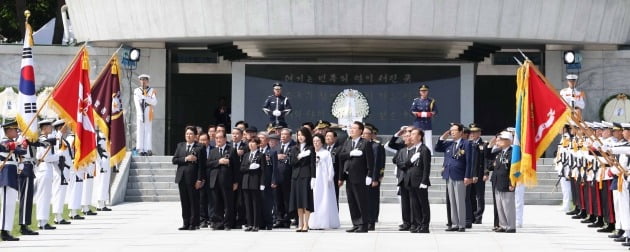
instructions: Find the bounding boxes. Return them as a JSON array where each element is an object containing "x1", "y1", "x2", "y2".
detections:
[{"x1": 2, "y1": 161, "x2": 18, "y2": 166}]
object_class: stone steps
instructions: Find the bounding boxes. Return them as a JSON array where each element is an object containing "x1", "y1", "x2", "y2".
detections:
[{"x1": 125, "y1": 156, "x2": 563, "y2": 205}]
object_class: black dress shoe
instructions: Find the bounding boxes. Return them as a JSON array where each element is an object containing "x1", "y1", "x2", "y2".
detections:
[
  {"x1": 610, "y1": 230, "x2": 624, "y2": 238},
  {"x1": 465, "y1": 224, "x2": 472, "y2": 229},
  {"x1": 598, "y1": 225, "x2": 615, "y2": 233},
  {"x1": 417, "y1": 227, "x2": 430, "y2": 233},
  {"x1": 572, "y1": 211, "x2": 587, "y2": 219},
  {"x1": 580, "y1": 216, "x2": 595, "y2": 223},
  {"x1": 273, "y1": 223, "x2": 285, "y2": 228},
  {"x1": 622, "y1": 242, "x2": 630, "y2": 247},
  {"x1": 410, "y1": 227, "x2": 420, "y2": 233},
  {"x1": 445, "y1": 227, "x2": 459, "y2": 232},
  {"x1": 566, "y1": 209, "x2": 579, "y2": 215},
  {"x1": 200, "y1": 222, "x2": 208, "y2": 228},
  {"x1": 457, "y1": 228, "x2": 465, "y2": 232},
  {"x1": 354, "y1": 227, "x2": 368, "y2": 233},
  {"x1": 1, "y1": 231, "x2": 19, "y2": 241},
  {"x1": 188, "y1": 226, "x2": 197, "y2": 231},
  {"x1": 505, "y1": 229, "x2": 516, "y2": 233},
  {"x1": 39, "y1": 224, "x2": 56, "y2": 230},
  {"x1": 20, "y1": 225, "x2": 39, "y2": 235},
  {"x1": 492, "y1": 227, "x2": 500, "y2": 232},
  {"x1": 245, "y1": 227, "x2": 253, "y2": 232},
  {"x1": 587, "y1": 220, "x2": 604, "y2": 228},
  {"x1": 473, "y1": 220, "x2": 482, "y2": 224},
  {"x1": 70, "y1": 215, "x2": 85, "y2": 220},
  {"x1": 212, "y1": 225, "x2": 224, "y2": 230},
  {"x1": 495, "y1": 228, "x2": 506, "y2": 232},
  {"x1": 346, "y1": 226, "x2": 359, "y2": 232},
  {"x1": 368, "y1": 223, "x2": 375, "y2": 231},
  {"x1": 54, "y1": 219, "x2": 71, "y2": 225},
  {"x1": 399, "y1": 225, "x2": 410, "y2": 231},
  {"x1": 251, "y1": 227, "x2": 259, "y2": 232},
  {"x1": 178, "y1": 226, "x2": 190, "y2": 230},
  {"x1": 614, "y1": 237, "x2": 628, "y2": 242},
  {"x1": 83, "y1": 211, "x2": 97, "y2": 216},
  {"x1": 96, "y1": 207, "x2": 112, "y2": 211}
]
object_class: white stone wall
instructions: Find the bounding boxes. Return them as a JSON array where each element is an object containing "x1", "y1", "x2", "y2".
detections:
[
  {"x1": 0, "y1": 45, "x2": 166, "y2": 155},
  {"x1": 66, "y1": 0, "x2": 630, "y2": 45}
]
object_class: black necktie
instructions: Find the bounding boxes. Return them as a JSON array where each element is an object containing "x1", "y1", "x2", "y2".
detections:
[
  {"x1": 219, "y1": 147, "x2": 224, "y2": 156},
  {"x1": 281, "y1": 144, "x2": 286, "y2": 154},
  {"x1": 187, "y1": 144, "x2": 192, "y2": 153},
  {"x1": 327, "y1": 146, "x2": 331, "y2": 152},
  {"x1": 352, "y1": 140, "x2": 356, "y2": 149},
  {"x1": 407, "y1": 148, "x2": 415, "y2": 159}
]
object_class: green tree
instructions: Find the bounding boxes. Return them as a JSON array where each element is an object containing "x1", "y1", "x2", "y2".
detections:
[{"x1": 0, "y1": 0, "x2": 65, "y2": 44}]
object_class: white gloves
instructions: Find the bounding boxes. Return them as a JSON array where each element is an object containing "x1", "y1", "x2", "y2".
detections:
[
  {"x1": 410, "y1": 152, "x2": 420, "y2": 163},
  {"x1": 310, "y1": 178, "x2": 316, "y2": 189},
  {"x1": 350, "y1": 149, "x2": 363, "y2": 157},
  {"x1": 249, "y1": 163, "x2": 260, "y2": 170},
  {"x1": 419, "y1": 183, "x2": 428, "y2": 189},
  {"x1": 601, "y1": 145, "x2": 610, "y2": 152},
  {"x1": 298, "y1": 150, "x2": 311, "y2": 160},
  {"x1": 272, "y1": 110, "x2": 281, "y2": 117},
  {"x1": 365, "y1": 176, "x2": 372, "y2": 186},
  {"x1": 259, "y1": 185, "x2": 265, "y2": 191}
]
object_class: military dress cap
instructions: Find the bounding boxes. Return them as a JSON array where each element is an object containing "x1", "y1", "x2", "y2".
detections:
[
  {"x1": 601, "y1": 121, "x2": 613, "y2": 128},
  {"x1": 138, "y1": 74, "x2": 150, "y2": 80},
  {"x1": 468, "y1": 123, "x2": 481, "y2": 132},
  {"x1": 268, "y1": 133, "x2": 280, "y2": 140},
  {"x1": 498, "y1": 131, "x2": 513, "y2": 141},
  {"x1": 38, "y1": 119, "x2": 54, "y2": 126},
  {"x1": 418, "y1": 84, "x2": 429, "y2": 91},
  {"x1": 2, "y1": 119, "x2": 18, "y2": 129},
  {"x1": 566, "y1": 74, "x2": 578, "y2": 80},
  {"x1": 273, "y1": 82, "x2": 282, "y2": 88},
  {"x1": 53, "y1": 119, "x2": 65, "y2": 127},
  {"x1": 315, "y1": 120, "x2": 331, "y2": 129},
  {"x1": 622, "y1": 123, "x2": 630, "y2": 130},
  {"x1": 245, "y1": 126, "x2": 258, "y2": 133},
  {"x1": 584, "y1": 122, "x2": 593, "y2": 128},
  {"x1": 612, "y1": 122, "x2": 623, "y2": 131}
]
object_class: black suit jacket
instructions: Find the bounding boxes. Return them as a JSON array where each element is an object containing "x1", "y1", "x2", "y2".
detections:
[
  {"x1": 272, "y1": 140, "x2": 296, "y2": 184},
  {"x1": 172, "y1": 142, "x2": 207, "y2": 184},
  {"x1": 338, "y1": 137, "x2": 374, "y2": 184},
  {"x1": 470, "y1": 138, "x2": 487, "y2": 179},
  {"x1": 240, "y1": 150, "x2": 266, "y2": 190},
  {"x1": 260, "y1": 146, "x2": 276, "y2": 186},
  {"x1": 206, "y1": 144, "x2": 240, "y2": 189},
  {"x1": 393, "y1": 146, "x2": 411, "y2": 186},
  {"x1": 403, "y1": 144, "x2": 432, "y2": 188},
  {"x1": 326, "y1": 143, "x2": 341, "y2": 184},
  {"x1": 289, "y1": 145, "x2": 316, "y2": 179},
  {"x1": 387, "y1": 135, "x2": 406, "y2": 151},
  {"x1": 488, "y1": 147, "x2": 513, "y2": 192},
  {"x1": 371, "y1": 141, "x2": 386, "y2": 180}
]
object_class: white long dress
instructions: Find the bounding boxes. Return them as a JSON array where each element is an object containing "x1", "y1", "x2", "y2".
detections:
[{"x1": 308, "y1": 149, "x2": 341, "y2": 229}]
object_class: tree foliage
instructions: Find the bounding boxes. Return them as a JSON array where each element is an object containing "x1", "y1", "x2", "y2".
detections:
[{"x1": 0, "y1": 0, "x2": 63, "y2": 43}]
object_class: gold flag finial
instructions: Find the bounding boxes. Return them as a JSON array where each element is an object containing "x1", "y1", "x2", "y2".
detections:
[{"x1": 24, "y1": 10, "x2": 31, "y2": 22}]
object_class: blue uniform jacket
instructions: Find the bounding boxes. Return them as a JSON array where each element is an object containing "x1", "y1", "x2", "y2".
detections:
[
  {"x1": 410, "y1": 97, "x2": 437, "y2": 130},
  {"x1": 434, "y1": 138, "x2": 473, "y2": 181}
]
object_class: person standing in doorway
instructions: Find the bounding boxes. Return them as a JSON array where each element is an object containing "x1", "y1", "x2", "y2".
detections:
[{"x1": 134, "y1": 74, "x2": 158, "y2": 156}]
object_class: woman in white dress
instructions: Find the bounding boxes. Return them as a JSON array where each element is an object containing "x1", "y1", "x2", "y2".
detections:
[{"x1": 308, "y1": 134, "x2": 340, "y2": 229}]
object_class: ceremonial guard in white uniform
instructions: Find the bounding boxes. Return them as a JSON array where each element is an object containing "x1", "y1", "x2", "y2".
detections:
[
  {"x1": 559, "y1": 74, "x2": 585, "y2": 117},
  {"x1": 67, "y1": 131, "x2": 85, "y2": 220},
  {"x1": 34, "y1": 119, "x2": 57, "y2": 230},
  {"x1": 94, "y1": 130, "x2": 112, "y2": 211},
  {"x1": 134, "y1": 74, "x2": 158, "y2": 156},
  {"x1": 51, "y1": 119, "x2": 71, "y2": 225}
]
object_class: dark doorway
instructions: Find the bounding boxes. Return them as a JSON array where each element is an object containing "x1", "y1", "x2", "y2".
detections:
[
  {"x1": 166, "y1": 74, "x2": 231, "y2": 154},
  {"x1": 474, "y1": 75, "x2": 516, "y2": 135}
]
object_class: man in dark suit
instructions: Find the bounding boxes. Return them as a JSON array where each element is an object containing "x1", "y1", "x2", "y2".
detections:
[
  {"x1": 198, "y1": 133, "x2": 214, "y2": 228},
  {"x1": 338, "y1": 121, "x2": 374, "y2": 233},
  {"x1": 257, "y1": 132, "x2": 276, "y2": 230},
  {"x1": 390, "y1": 126, "x2": 413, "y2": 231},
  {"x1": 172, "y1": 126, "x2": 207, "y2": 231},
  {"x1": 271, "y1": 128, "x2": 295, "y2": 228},
  {"x1": 324, "y1": 130, "x2": 341, "y2": 206},
  {"x1": 468, "y1": 123, "x2": 487, "y2": 224},
  {"x1": 435, "y1": 123, "x2": 473, "y2": 232},
  {"x1": 230, "y1": 128, "x2": 248, "y2": 228},
  {"x1": 404, "y1": 128, "x2": 432, "y2": 233},
  {"x1": 363, "y1": 124, "x2": 385, "y2": 231},
  {"x1": 207, "y1": 131, "x2": 240, "y2": 230}
]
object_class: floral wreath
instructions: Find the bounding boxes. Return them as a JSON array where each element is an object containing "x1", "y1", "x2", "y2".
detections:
[{"x1": 331, "y1": 89, "x2": 370, "y2": 119}]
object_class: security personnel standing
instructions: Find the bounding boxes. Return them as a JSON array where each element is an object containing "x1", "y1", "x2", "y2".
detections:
[
  {"x1": 262, "y1": 83, "x2": 292, "y2": 128},
  {"x1": 34, "y1": 119, "x2": 58, "y2": 230},
  {"x1": 16, "y1": 121, "x2": 40, "y2": 235},
  {"x1": 559, "y1": 74, "x2": 585, "y2": 119},
  {"x1": 133, "y1": 74, "x2": 158, "y2": 156},
  {"x1": 410, "y1": 84, "x2": 437, "y2": 153},
  {"x1": 468, "y1": 123, "x2": 487, "y2": 224},
  {"x1": 0, "y1": 120, "x2": 27, "y2": 241}
]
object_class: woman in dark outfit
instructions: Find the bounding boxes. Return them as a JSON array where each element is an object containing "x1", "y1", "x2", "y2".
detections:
[{"x1": 289, "y1": 127, "x2": 316, "y2": 232}]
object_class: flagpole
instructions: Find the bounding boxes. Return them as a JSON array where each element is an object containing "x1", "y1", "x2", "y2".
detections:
[
  {"x1": 21, "y1": 44, "x2": 86, "y2": 135},
  {"x1": 91, "y1": 44, "x2": 124, "y2": 86},
  {"x1": 527, "y1": 61, "x2": 628, "y2": 174}
]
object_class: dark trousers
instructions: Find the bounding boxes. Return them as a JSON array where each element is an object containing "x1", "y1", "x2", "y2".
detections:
[
  {"x1": 601, "y1": 180, "x2": 615, "y2": 224},
  {"x1": 234, "y1": 188, "x2": 246, "y2": 226},
  {"x1": 260, "y1": 187, "x2": 274, "y2": 228},
  {"x1": 446, "y1": 185, "x2": 452, "y2": 226},
  {"x1": 212, "y1": 180, "x2": 235, "y2": 227},
  {"x1": 465, "y1": 185, "x2": 473, "y2": 225},
  {"x1": 409, "y1": 187, "x2": 430, "y2": 229},
  {"x1": 570, "y1": 178, "x2": 581, "y2": 209},
  {"x1": 243, "y1": 189, "x2": 261, "y2": 228},
  {"x1": 199, "y1": 180, "x2": 215, "y2": 223},
  {"x1": 399, "y1": 185, "x2": 411, "y2": 226},
  {"x1": 367, "y1": 183, "x2": 381, "y2": 224},
  {"x1": 591, "y1": 182, "x2": 602, "y2": 216},
  {"x1": 178, "y1": 180, "x2": 200, "y2": 227},
  {"x1": 346, "y1": 181, "x2": 368, "y2": 227},
  {"x1": 471, "y1": 180, "x2": 485, "y2": 222},
  {"x1": 491, "y1": 181, "x2": 499, "y2": 227},
  {"x1": 582, "y1": 182, "x2": 589, "y2": 212},
  {"x1": 273, "y1": 181, "x2": 291, "y2": 224},
  {"x1": 18, "y1": 175, "x2": 34, "y2": 225},
  {"x1": 334, "y1": 181, "x2": 340, "y2": 209}
]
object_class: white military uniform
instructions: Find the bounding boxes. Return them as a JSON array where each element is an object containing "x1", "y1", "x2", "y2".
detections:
[
  {"x1": 81, "y1": 162, "x2": 96, "y2": 213},
  {"x1": 66, "y1": 133, "x2": 84, "y2": 216},
  {"x1": 133, "y1": 77, "x2": 158, "y2": 154},
  {"x1": 559, "y1": 75, "x2": 585, "y2": 110},
  {"x1": 555, "y1": 133, "x2": 573, "y2": 212},
  {"x1": 93, "y1": 132, "x2": 111, "y2": 208},
  {"x1": 34, "y1": 132, "x2": 58, "y2": 227},
  {"x1": 51, "y1": 128, "x2": 70, "y2": 222}
]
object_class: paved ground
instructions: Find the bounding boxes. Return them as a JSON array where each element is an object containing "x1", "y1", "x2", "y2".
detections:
[{"x1": 0, "y1": 202, "x2": 624, "y2": 252}]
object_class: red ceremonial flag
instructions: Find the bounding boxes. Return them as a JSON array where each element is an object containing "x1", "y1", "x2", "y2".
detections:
[
  {"x1": 49, "y1": 47, "x2": 97, "y2": 169},
  {"x1": 91, "y1": 55, "x2": 126, "y2": 166}
]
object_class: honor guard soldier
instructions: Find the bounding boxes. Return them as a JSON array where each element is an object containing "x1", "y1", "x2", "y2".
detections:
[
  {"x1": 262, "y1": 83, "x2": 292, "y2": 128},
  {"x1": 559, "y1": 74, "x2": 585, "y2": 119},
  {"x1": 134, "y1": 74, "x2": 158, "y2": 156},
  {"x1": 51, "y1": 119, "x2": 71, "y2": 225},
  {"x1": 95, "y1": 130, "x2": 112, "y2": 211},
  {"x1": 16, "y1": 120, "x2": 40, "y2": 235},
  {"x1": 0, "y1": 120, "x2": 27, "y2": 241},
  {"x1": 34, "y1": 119, "x2": 57, "y2": 230},
  {"x1": 410, "y1": 84, "x2": 437, "y2": 153}
]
